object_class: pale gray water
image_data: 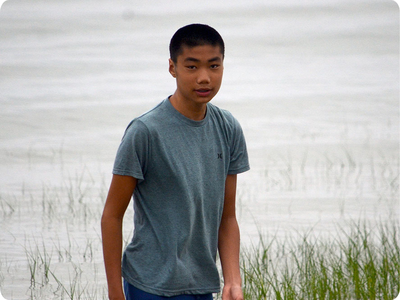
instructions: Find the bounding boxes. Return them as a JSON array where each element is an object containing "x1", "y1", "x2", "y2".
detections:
[{"x1": 0, "y1": 0, "x2": 398, "y2": 299}]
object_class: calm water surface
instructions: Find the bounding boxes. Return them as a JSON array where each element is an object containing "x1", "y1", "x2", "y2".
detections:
[{"x1": 0, "y1": 0, "x2": 398, "y2": 298}]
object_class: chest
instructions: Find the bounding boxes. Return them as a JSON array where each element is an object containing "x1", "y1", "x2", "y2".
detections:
[{"x1": 147, "y1": 122, "x2": 230, "y2": 183}]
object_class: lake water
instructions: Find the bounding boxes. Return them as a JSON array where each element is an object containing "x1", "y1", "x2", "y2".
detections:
[{"x1": 0, "y1": 0, "x2": 398, "y2": 299}]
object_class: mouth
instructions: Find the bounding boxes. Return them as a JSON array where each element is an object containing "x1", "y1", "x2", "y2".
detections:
[{"x1": 195, "y1": 89, "x2": 212, "y2": 97}]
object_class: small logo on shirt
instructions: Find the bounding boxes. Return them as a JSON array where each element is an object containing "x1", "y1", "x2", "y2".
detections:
[{"x1": 217, "y1": 153, "x2": 223, "y2": 159}]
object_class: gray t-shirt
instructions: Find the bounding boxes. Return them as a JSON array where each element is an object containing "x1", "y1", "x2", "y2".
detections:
[{"x1": 113, "y1": 97, "x2": 250, "y2": 296}]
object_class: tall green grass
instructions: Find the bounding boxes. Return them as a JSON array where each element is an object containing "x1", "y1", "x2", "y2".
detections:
[
  {"x1": 0, "y1": 146, "x2": 398, "y2": 299},
  {"x1": 240, "y1": 220, "x2": 400, "y2": 300},
  {"x1": 20, "y1": 218, "x2": 400, "y2": 299}
]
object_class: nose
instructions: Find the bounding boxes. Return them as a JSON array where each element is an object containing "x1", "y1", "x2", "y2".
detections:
[{"x1": 197, "y1": 68, "x2": 211, "y2": 84}]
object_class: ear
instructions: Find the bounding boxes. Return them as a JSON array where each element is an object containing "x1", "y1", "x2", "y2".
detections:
[{"x1": 169, "y1": 58, "x2": 176, "y2": 78}]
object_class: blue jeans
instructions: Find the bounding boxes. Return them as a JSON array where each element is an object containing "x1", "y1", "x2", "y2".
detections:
[{"x1": 123, "y1": 279, "x2": 213, "y2": 300}]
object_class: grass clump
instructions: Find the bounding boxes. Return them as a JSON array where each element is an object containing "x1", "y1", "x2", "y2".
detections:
[{"x1": 241, "y1": 220, "x2": 400, "y2": 300}]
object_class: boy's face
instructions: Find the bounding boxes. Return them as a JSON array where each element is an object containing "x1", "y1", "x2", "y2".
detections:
[{"x1": 169, "y1": 44, "x2": 224, "y2": 106}]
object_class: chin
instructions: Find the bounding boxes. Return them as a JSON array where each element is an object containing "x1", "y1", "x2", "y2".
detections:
[{"x1": 194, "y1": 97, "x2": 214, "y2": 105}]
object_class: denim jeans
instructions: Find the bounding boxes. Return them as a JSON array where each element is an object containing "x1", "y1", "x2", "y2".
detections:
[{"x1": 123, "y1": 279, "x2": 213, "y2": 300}]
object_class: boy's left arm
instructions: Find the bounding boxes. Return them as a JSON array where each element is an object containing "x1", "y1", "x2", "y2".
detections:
[{"x1": 218, "y1": 174, "x2": 244, "y2": 300}]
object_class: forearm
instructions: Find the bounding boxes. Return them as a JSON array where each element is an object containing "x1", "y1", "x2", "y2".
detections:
[
  {"x1": 101, "y1": 215, "x2": 125, "y2": 299},
  {"x1": 218, "y1": 216, "x2": 242, "y2": 287}
]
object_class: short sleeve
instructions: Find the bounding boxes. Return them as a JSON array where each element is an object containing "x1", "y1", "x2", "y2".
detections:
[
  {"x1": 228, "y1": 117, "x2": 250, "y2": 175},
  {"x1": 112, "y1": 120, "x2": 149, "y2": 180}
]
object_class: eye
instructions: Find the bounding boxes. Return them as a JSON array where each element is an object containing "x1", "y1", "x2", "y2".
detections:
[
  {"x1": 210, "y1": 64, "x2": 220, "y2": 69},
  {"x1": 186, "y1": 65, "x2": 197, "y2": 70}
]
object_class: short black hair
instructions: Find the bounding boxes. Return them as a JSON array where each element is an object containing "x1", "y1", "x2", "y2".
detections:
[{"x1": 169, "y1": 24, "x2": 225, "y2": 63}]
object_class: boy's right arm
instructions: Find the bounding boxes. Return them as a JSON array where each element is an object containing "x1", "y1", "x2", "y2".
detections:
[{"x1": 101, "y1": 174, "x2": 137, "y2": 300}]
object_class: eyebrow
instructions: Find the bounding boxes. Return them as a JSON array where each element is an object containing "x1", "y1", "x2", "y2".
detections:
[{"x1": 184, "y1": 56, "x2": 222, "y2": 63}]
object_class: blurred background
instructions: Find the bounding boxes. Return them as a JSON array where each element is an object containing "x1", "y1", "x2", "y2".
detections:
[{"x1": 0, "y1": 0, "x2": 398, "y2": 298}]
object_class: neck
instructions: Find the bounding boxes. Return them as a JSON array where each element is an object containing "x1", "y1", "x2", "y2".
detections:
[{"x1": 169, "y1": 94, "x2": 207, "y2": 121}]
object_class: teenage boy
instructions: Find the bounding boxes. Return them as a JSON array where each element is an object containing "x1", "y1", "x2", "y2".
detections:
[{"x1": 101, "y1": 24, "x2": 250, "y2": 300}]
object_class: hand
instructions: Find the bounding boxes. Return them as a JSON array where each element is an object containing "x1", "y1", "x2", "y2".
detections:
[{"x1": 222, "y1": 285, "x2": 244, "y2": 300}]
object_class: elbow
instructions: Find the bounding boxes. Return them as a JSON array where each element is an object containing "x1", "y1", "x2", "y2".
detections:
[
  {"x1": 219, "y1": 215, "x2": 239, "y2": 235},
  {"x1": 100, "y1": 212, "x2": 108, "y2": 233},
  {"x1": 100, "y1": 210, "x2": 113, "y2": 231},
  {"x1": 101, "y1": 210, "x2": 123, "y2": 232},
  {"x1": 100, "y1": 212, "x2": 107, "y2": 227},
  {"x1": 220, "y1": 213, "x2": 237, "y2": 227}
]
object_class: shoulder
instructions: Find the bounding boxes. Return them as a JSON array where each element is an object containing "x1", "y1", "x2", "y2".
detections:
[
  {"x1": 208, "y1": 103, "x2": 242, "y2": 131},
  {"x1": 135, "y1": 100, "x2": 166, "y2": 125},
  {"x1": 123, "y1": 99, "x2": 168, "y2": 136}
]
